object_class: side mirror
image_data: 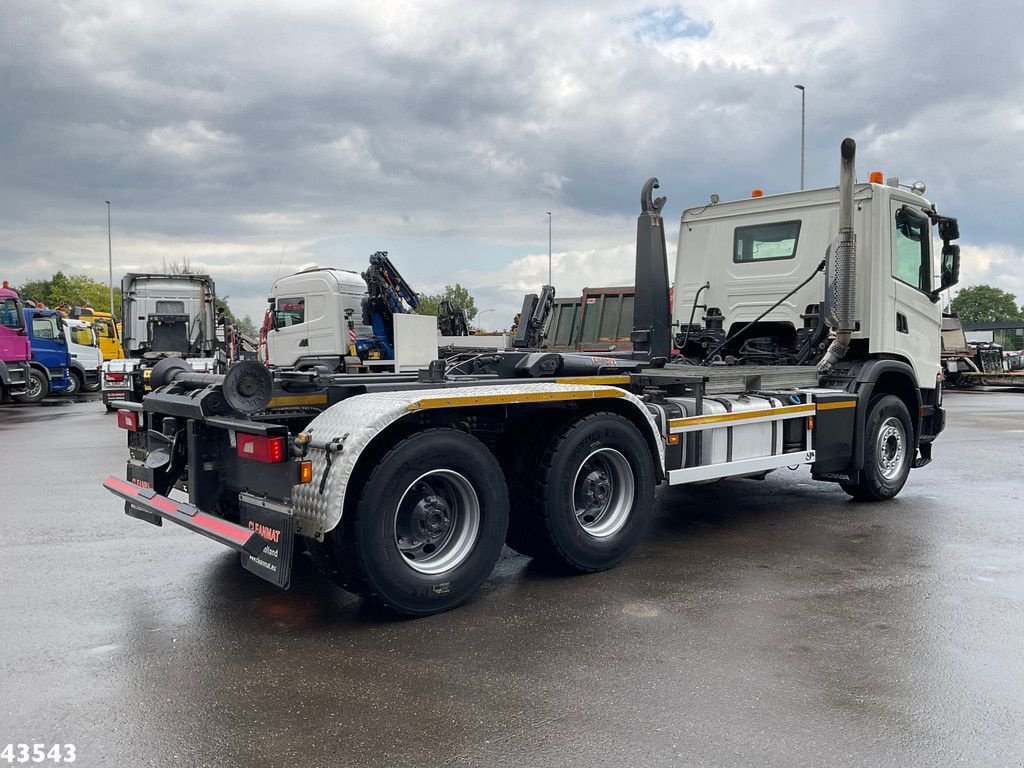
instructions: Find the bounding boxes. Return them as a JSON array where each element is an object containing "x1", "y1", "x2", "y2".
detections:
[
  {"x1": 940, "y1": 244, "x2": 960, "y2": 290},
  {"x1": 931, "y1": 244, "x2": 961, "y2": 302},
  {"x1": 937, "y1": 217, "x2": 960, "y2": 242}
]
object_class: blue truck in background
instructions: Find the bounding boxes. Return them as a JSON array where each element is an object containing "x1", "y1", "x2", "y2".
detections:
[{"x1": 18, "y1": 307, "x2": 72, "y2": 403}]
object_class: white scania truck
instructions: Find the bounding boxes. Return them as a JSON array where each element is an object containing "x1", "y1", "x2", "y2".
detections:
[
  {"x1": 101, "y1": 273, "x2": 223, "y2": 410},
  {"x1": 104, "y1": 139, "x2": 960, "y2": 616}
]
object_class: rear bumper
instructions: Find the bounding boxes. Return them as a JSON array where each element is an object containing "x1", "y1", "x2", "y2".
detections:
[{"x1": 103, "y1": 475, "x2": 266, "y2": 556}]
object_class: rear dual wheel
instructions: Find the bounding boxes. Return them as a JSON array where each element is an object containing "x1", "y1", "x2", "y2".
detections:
[
  {"x1": 330, "y1": 429, "x2": 509, "y2": 616},
  {"x1": 507, "y1": 412, "x2": 656, "y2": 572}
]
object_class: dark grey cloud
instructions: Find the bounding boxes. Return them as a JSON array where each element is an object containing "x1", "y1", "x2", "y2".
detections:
[{"x1": 1, "y1": 0, "x2": 1021, "y2": 325}]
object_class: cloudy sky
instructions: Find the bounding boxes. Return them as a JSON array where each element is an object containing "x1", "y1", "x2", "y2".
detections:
[{"x1": 2, "y1": 0, "x2": 1021, "y2": 328}]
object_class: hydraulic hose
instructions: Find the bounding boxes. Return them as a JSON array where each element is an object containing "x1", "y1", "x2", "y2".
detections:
[{"x1": 702, "y1": 259, "x2": 825, "y2": 364}]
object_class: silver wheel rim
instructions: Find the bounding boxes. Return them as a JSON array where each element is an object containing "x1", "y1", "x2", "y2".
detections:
[
  {"x1": 876, "y1": 416, "x2": 906, "y2": 480},
  {"x1": 26, "y1": 375, "x2": 42, "y2": 399},
  {"x1": 572, "y1": 448, "x2": 635, "y2": 538},
  {"x1": 394, "y1": 469, "x2": 481, "y2": 575}
]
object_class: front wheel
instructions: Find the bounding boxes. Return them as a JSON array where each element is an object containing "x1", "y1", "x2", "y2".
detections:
[
  {"x1": 514, "y1": 411, "x2": 656, "y2": 572},
  {"x1": 14, "y1": 369, "x2": 48, "y2": 404},
  {"x1": 840, "y1": 395, "x2": 914, "y2": 501},
  {"x1": 65, "y1": 371, "x2": 82, "y2": 395},
  {"x1": 331, "y1": 428, "x2": 509, "y2": 616}
]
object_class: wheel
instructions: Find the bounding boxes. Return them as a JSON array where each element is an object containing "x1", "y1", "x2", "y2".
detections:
[
  {"x1": 65, "y1": 371, "x2": 82, "y2": 395},
  {"x1": 513, "y1": 411, "x2": 656, "y2": 572},
  {"x1": 330, "y1": 429, "x2": 509, "y2": 616},
  {"x1": 14, "y1": 369, "x2": 48, "y2": 404},
  {"x1": 840, "y1": 395, "x2": 913, "y2": 501},
  {"x1": 503, "y1": 413, "x2": 573, "y2": 558},
  {"x1": 84, "y1": 376, "x2": 101, "y2": 393}
]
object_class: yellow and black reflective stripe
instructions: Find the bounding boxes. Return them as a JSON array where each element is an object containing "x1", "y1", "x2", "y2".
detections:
[
  {"x1": 267, "y1": 393, "x2": 329, "y2": 408},
  {"x1": 815, "y1": 400, "x2": 856, "y2": 412},
  {"x1": 668, "y1": 403, "x2": 814, "y2": 431},
  {"x1": 407, "y1": 389, "x2": 625, "y2": 412},
  {"x1": 554, "y1": 375, "x2": 631, "y2": 386}
]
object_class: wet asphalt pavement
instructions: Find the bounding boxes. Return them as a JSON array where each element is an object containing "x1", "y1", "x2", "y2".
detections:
[{"x1": 1, "y1": 391, "x2": 1022, "y2": 767}]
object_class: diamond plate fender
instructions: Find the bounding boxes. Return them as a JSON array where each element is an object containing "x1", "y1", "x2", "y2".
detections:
[{"x1": 290, "y1": 382, "x2": 664, "y2": 538}]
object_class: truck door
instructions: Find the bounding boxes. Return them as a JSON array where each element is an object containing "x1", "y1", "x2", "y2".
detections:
[
  {"x1": 889, "y1": 202, "x2": 940, "y2": 386},
  {"x1": 0, "y1": 297, "x2": 27, "y2": 360},
  {"x1": 27, "y1": 311, "x2": 70, "y2": 384},
  {"x1": 267, "y1": 295, "x2": 307, "y2": 367}
]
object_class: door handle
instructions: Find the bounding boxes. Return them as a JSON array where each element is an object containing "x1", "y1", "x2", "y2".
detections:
[{"x1": 896, "y1": 313, "x2": 909, "y2": 334}]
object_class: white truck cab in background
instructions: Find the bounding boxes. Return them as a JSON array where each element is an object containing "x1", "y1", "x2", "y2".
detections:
[{"x1": 64, "y1": 318, "x2": 103, "y2": 393}]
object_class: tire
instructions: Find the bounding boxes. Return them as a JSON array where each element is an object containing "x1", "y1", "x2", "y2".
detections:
[
  {"x1": 330, "y1": 428, "x2": 509, "y2": 616},
  {"x1": 514, "y1": 411, "x2": 656, "y2": 573},
  {"x1": 65, "y1": 371, "x2": 82, "y2": 395},
  {"x1": 503, "y1": 413, "x2": 574, "y2": 558},
  {"x1": 84, "y1": 377, "x2": 101, "y2": 393},
  {"x1": 841, "y1": 395, "x2": 914, "y2": 501},
  {"x1": 14, "y1": 369, "x2": 48, "y2": 404}
]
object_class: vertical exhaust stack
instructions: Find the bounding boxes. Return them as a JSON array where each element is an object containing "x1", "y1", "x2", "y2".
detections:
[
  {"x1": 631, "y1": 178, "x2": 672, "y2": 362},
  {"x1": 818, "y1": 138, "x2": 859, "y2": 374}
]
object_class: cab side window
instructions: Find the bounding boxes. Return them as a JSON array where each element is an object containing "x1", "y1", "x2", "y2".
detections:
[
  {"x1": 276, "y1": 297, "x2": 305, "y2": 326},
  {"x1": 894, "y1": 208, "x2": 931, "y2": 292}
]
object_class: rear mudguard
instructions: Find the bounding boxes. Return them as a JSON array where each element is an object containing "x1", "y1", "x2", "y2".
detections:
[{"x1": 291, "y1": 382, "x2": 663, "y2": 538}]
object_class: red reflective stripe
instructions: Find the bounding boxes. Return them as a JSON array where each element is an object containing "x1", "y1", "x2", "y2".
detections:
[
  {"x1": 105, "y1": 476, "x2": 140, "y2": 497},
  {"x1": 193, "y1": 512, "x2": 253, "y2": 546},
  {"x1": 105, "y1": 475, "x2": 254, "y2": 547}
]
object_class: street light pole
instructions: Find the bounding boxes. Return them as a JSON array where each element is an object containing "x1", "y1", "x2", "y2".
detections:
[
  {"x1": 794, "y1": 84, "x2": 805, "y2": 190},
  {"x1": 105, "y1": 201, "x2": 113, "y2": 315},
  {"x1": 546, "y1": 211, "x2": 552, "y2": 286}
]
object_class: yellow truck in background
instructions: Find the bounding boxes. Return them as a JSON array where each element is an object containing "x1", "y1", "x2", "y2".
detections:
[{"x1": 69, "y1": 307, "x2": 124, "y2": 361}]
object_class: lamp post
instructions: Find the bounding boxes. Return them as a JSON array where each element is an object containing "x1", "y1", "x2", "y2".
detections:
[
  {"x1": 794, "y1": 84, "x2": 805, "y2": 190},
  {"x1": 105, "y1": 201, "x2": 113, "y2": 315},
  {"x1": 546, "y1": 211, "x2": 552, "y2": 286}
]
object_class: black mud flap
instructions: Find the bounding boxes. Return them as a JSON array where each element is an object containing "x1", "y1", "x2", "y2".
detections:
[{"x1": 238, "y1": 497, "x2": 295, "y2": 590}]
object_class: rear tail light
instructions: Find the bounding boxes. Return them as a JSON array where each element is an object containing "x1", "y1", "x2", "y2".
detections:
[
  {"x1": 106, "y1": 372, "x2": 125, "y2": 382},
  {"x1": 116, "y1": 410, "x2": 139, "y2": 431},
  {"x1": 237, "y1": 433, "x2": 286, "y2": 463}
]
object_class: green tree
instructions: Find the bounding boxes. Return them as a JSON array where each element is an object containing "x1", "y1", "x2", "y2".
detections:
[
  {"x1": 15, "y1": 272, "x2": 122, "y2": 317},
  {"x1": 416, "y1": 283, "x2": 478, "y2": 321},
  {"x1": 950, "y1": 284, "x2": 1024, "y2": 324},
  {"x1": 234, "y1": 314, "x2": 258, "y2": 337}
]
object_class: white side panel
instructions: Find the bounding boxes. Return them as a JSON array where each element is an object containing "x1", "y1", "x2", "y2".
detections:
[
  {"x1": 393, "y1": 314, "x2": 439, "y2": 372},
  {"x1": 439, "y1": 335, "x2": 511, "y2": 349}
]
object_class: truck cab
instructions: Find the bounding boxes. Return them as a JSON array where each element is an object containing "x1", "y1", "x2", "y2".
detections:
[
  {"x1": 0, "y1": 282, "x2": 31, "y2": 402},
  {"x1": 674, "y1": 175, "x2": 959, "y2": 458},
  {"x1": 102, "y1": 273, "x2": 224, "y2": 410},
  {"x1": 65, "y1": 318, "x2": 103, "y2": 392},
  {"x1": 266, "y1": 267, "x2": 367, "y2": 370},
  {"x1": 71, "y1": 307, "x2": 124, "y2": 361},
  {"x1": 20, "y1": 307, "x2": 72, "y2": 402}
]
